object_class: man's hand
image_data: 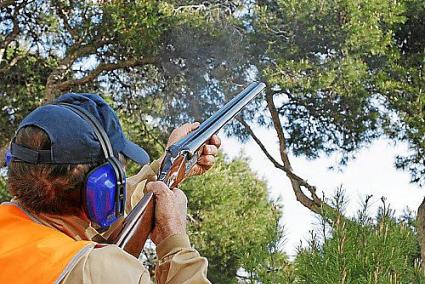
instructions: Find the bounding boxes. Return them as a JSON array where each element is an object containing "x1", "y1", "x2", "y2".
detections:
[
  {"x1": 146, "y1": 181, "x2": 187, "y2": 245},
  {"x1": 165, "y1": 122, "x2": 221, "y2": 177}
]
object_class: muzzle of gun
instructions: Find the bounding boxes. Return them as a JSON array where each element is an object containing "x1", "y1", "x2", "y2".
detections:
[{"x1": 107, "y1": 82, "x2": 266, "y2": 257}]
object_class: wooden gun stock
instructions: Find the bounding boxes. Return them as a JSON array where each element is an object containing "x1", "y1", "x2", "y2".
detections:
[
  {"x1": 106, "y1": 193, "x2": 154, "y2": 257},
  {"x1": 108, "y1": 82, "x2": 266, "y2": 257}
]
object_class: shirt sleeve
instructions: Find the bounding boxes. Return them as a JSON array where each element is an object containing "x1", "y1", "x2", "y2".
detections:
[
  {"x1": 61, "y1": 235, "x2": 210, "y2": 284},
  {"x1": 60, "y1": 245, "x2": 151, "y2": 284},
  {"x1": 155, "y1": 234, "x2": 210, "y2": 284}
]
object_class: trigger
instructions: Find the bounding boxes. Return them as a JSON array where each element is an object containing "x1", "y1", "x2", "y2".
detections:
[{"x1": 186, "y1": 151, "x2": 200, "y2": 172}]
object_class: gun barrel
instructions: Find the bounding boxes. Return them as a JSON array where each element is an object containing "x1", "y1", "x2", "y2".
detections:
[
  {"x1": 181, "y1": 82, "x2": 265, "y2": 155},
  {"x1": 111, "y1": 82, "x2": 266, "y2": 255}
]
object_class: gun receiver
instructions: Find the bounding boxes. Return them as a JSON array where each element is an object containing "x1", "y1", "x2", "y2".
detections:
[{"x1": 107, "y1": 82, "x2": 266, "y2": 257}]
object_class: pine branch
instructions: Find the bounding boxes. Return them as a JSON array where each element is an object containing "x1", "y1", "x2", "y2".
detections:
[
  {"x1": 237, "y1": 117, "x2": 285, "y2": 171},
  {"x1": 47, "y1": 57, "x2": 157, "y2": 98},
  {"x1": 241, "y1": 89, "x2": 339, "y2": 218},
  {"x1": 268, "y1": 90, "x2": 329, "y2": 214},
  {"x1": 44, "y1": 39, "x2": 113, "y2": 101}
]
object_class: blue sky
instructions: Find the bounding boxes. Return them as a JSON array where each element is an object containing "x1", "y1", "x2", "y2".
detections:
[{"x1": 220, "y1": 126, "x2": 423, "y2": 258}]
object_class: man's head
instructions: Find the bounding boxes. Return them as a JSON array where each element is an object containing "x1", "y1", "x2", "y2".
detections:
[
  {"x1": 7, "y1": 93, "x2": 150, "y2": 226},
  {"x1": 8, "y1": 126, "x2": 95, "y2": 215}
]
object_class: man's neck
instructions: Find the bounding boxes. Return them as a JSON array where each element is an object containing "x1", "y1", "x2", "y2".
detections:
[{"x1": 10, "y1": 199, "x2": 106, "y2": 242}]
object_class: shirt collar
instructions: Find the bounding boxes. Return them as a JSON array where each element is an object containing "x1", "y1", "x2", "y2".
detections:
[{"x1": 9, "y1": 199, "x2": 106, "y2": 242}]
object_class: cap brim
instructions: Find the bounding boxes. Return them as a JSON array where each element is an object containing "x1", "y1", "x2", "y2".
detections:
[{"x1": 121, "y1": 140, "x2": 150, "y2": 165}]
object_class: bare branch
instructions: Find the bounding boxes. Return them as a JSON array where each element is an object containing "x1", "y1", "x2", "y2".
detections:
[
  {"x1": 265, "y1": 91, "x2": 292, "y2": 169},
  {"x1": 54, "y1": 58, "x2": 156, "y2": 90},
  {"x1": 0, "y1": 52, "x2": 26, "y2": 75},
  {"x1": 44, "y1": 39, "x2": 112, "y2": 101},
  {"x1": 237, "y1": 117, "x2": 285, "y2": 171},
  {"x1": 239, "y1": 114, "x2": 323, "y2": 213},
  {"x1": 262, "y1": 90, "x2": 337, "y2": 216}
]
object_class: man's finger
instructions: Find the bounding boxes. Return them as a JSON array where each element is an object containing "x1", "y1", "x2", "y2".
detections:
[
  {"x1": 192, "y1": 121, "x2": 200, "y2": 129},
  {"x1": 209, "y1": 135, "x2": 221, "y2": 148},
  {"x1": 197, "y1": 155, "x2": 215, "y2": 167},
  {"x1": 202, "y1": 144, "x2": 218, "y2": 156},
  {"x1": 181, "y1": 122, "x2": 200, "y2": 134},
  {"x1": 171, "y1": 188, "x2": 188, "y2": 207},
  {"x1": 145, "y1": 181, "x2": 170, "y2": 196}
]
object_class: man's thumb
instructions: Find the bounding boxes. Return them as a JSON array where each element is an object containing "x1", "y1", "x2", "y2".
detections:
[{"x1": 182, "y1": 122, "x2": 200, "y2": 133}]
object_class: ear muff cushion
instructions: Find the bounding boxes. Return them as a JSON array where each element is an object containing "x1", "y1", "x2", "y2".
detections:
[
  {"x1": 5, "y1": 149, "x2": 12, "y2": 167},
  {"x1": 85, "y1": 163, "x2": 124, "y2": 228}
]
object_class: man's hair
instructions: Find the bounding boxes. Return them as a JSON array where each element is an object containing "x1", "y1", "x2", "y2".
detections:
[{"x1": 7, "y1": 126, "x2": 98, "y2": 215}]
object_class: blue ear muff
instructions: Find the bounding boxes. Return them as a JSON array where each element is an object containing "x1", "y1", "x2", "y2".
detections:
[
  {"x1": 5, "y1": 148, "x2": 12, "y2": 167},
  {"x1": 85, "y1": 162, "x2": 126, "y2": 228},
  {"x1": 57, "y1": 103, "x2": 127, "y2": 228}
]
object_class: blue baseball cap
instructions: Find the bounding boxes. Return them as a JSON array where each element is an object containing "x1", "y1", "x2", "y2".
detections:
[{"x1": 13, "y1": 93, "x2": 150, "y2": 165}]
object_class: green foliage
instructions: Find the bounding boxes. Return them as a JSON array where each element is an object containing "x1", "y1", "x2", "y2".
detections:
[
  {"x1": 0, "y1": 53, "x2": 53, "y2": 146},
  {"x1": 254, "y1": 0, "x2": 404, "y2": 163},
  {"x1": 295, "y1": 197, "x2": 424, "y2": 283},
  {"x1": 379, "y1": 0, "x2": 425, "y2": 185},
  {"x1": 254, "y1": 0, "x2": 424, "y2": 178},
  {"x1": 181, "y1": 155, "x2": 291, "y2": 283},
  {"x1": 101, "y1": 1, "x2": 176, "y2": 57}
]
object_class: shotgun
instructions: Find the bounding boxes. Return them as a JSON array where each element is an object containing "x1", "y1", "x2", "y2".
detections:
[{"x1": 106, "y1": 82, "x2": 266, "y2": 257}]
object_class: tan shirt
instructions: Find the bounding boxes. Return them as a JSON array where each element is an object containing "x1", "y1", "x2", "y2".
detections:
[
  {"x1": 31, "y1": 160, "x2": 210, "y2": 284},
  {"x1": 60, "y1": 234, "x2": 209, "y2": 284}
]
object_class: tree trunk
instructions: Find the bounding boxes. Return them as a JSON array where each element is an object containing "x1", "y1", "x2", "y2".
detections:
[{"x1": 417, "y1": 197, "x2": 425, "y2": 268}]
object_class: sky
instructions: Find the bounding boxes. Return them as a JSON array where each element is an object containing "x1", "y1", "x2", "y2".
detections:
[{"x1": 219, "y1": 126, "x2": 423, "y2": 258}]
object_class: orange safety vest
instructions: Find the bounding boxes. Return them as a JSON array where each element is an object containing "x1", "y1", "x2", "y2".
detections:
[{"x1": 0, "y1": 203, "x2": 94, "y2": 284}]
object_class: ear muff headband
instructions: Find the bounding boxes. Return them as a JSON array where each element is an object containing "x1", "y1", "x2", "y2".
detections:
[
  {"x1": 57, "y1": 103, "x2": 126, "y2": 225},
  {"x1": 56, "y1": 103, "x2": 125, "y2": 181}
]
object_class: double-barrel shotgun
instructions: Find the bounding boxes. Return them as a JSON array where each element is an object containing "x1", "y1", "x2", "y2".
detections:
[{"x1": 107, "y1": 82, "x2": 266, "y2": 257}]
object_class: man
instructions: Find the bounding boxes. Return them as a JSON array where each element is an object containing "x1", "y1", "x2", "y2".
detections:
[{"x1": 0, "y1": 93, "x2": 220, "y2": 283}]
